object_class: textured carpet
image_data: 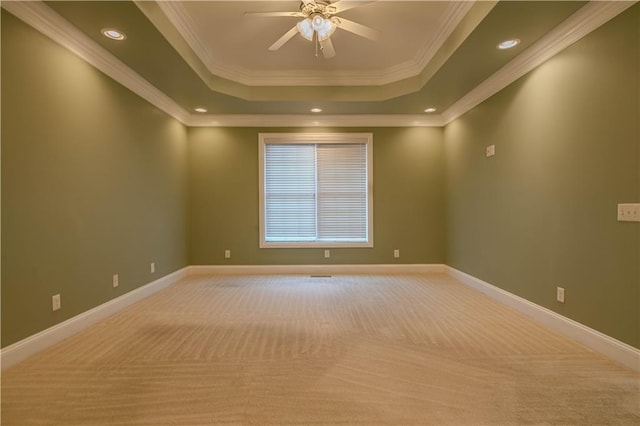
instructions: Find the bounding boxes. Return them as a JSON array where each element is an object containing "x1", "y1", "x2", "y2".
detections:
[{"x1": 2, "y1": 273, "x2": 638, "y2": 425}]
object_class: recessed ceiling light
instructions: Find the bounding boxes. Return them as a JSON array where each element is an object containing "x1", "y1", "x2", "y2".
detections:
[
  {"x1": 194, "y1": 107, "x2": 207, "y2": 113},
  {"x1": 497, "y1": 39, "x2": 520, "y2": 50},
  {"x1": 101, "y1": 28, "x2": 126, "y2": 41},
  {"x1": 424, "y1": 107, "x2": 437, "y2": 113},
  {"x1": 311, "y1": 108, "x2": 323, "y2": 113}
]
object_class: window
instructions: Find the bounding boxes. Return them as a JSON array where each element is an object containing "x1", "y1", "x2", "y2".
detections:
[{"x1": 259, "y1": 133, "x2": 373, "y2": 248}]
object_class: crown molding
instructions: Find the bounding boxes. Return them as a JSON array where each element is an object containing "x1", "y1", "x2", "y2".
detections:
[
  {"x1": 157, "y1": 0, "x2": 471, "y2": 87},
  {"x1": 1, "y1": 1, "x2": 439, "y2": 128},
  {"x1": 3, "y1": 0, "x2": 634, "y2": 128},
  {"x1": 156, "y1": 0, "x2": 215, "y2": 70},
  {"x1": 185, "y1": 114, "x2": 445, "y2": 128},
  {"x1": 410, "y1": 1, "x2": 474, "y2": 77},
  {"x1": 1, "y1": 0, "x2": 191, "y2": 125},
  {"x1": 441, "y1": 0, "x2": 637, "y2": 125}
]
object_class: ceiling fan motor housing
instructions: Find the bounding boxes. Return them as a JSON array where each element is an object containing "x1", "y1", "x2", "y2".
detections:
[{"x1": 300, "y1": 0, "x2": 334, "y2": 18}]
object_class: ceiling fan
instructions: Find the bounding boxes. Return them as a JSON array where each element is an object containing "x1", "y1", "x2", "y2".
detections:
[{"x1": 245, "y1": 0, "x2": 380, "y2": 59}]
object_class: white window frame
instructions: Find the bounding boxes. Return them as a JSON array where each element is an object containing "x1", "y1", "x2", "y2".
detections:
[{"x1": 259, "y1": 132, "x2": 373, "y2": 249}]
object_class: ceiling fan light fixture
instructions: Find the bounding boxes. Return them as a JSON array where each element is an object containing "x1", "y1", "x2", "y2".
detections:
[
  {"x1": 297, "y1": 18, "x2": 314, "y2": 41},
  {"x1": 316, "y1": 18, "x2": 336, "y2": 41},
  {"x1": 259, "y1": 0, "x2": 378, "y2": 58},
  {"x1": 297, "y1": 15, "x2": 335, "y2": 42},
  {"x1": 311, "y1": 14, "x2": 325, "y2": 31}
]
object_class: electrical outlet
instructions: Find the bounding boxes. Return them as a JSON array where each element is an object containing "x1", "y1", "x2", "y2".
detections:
[
  {"x1": 150, "y1": 262, "x2": 155, "y2": 273},
  {"x1": 486, "y1": 145, "x2": 496, "y2": 157},
  {"x1": 324, "y1": 250, "x2": 330, "y2": 258},
  {"x1": 393, "y1": 249, "x2": 400, "y2": 258},
  {"x1": 52, "y1": 294, "x2": 61, "y2": 311},
  {"x1": 113, "y1": 274, "x2": 119, "y2": 288},
  {"x1": 224, "y1": 250, "x2": 231, "y2": 259},
  {"x1": 556, "y1": 287, "x2": 565, "y2": 303},
  {"x1": 617, "y1": 203, "x2": 640, "y2": 222}
]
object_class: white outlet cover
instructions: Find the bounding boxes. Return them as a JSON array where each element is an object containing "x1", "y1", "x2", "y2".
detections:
[
  {"x1": 324, "y1": 250, "x2": 330, "y2": 258},
  {"x1": 486, "y1": 145, "x2": 496, "y2": 157},
  {"x1": 113, "y1": 274, "x2": 119, "y2": 288},
  {"x1": 150, "y1": 262, "x2": 155, "y2": 273},
  {"x1": 52, "y1": 294, "x2": 61, "y2": 311},
  {"x1": 617, "y1": 203, "x2": 640, "y2": 222}
]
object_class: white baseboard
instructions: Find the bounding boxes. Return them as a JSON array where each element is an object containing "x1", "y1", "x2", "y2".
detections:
[
  {"x1": 4, "y1": 264, "x2": 637, "y2": 373},
  {"x1": 187, "y1": 263, "x2": 446, "y2": 276},
  {"x1": 1, "y1": 267, "x2": 189, "y2": 371},
  {"x1": 446, "y1": 266, "x2": 640, "y2": 372}
]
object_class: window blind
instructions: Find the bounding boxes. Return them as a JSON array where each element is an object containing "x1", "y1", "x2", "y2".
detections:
[
  {"x1": 263, "y1": 139, "x2": 370, "y2": 245},
  {"x1": 264, "y1": 144, "x2": 317, "y2": 241},
  {"x1": 316, "y1": 144, "x2": 368, "y2": 242}
]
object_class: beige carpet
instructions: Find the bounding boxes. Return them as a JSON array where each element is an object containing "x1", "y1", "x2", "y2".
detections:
[{"x1": 2, "y1": 273, "x2": 638, "y2": 425}]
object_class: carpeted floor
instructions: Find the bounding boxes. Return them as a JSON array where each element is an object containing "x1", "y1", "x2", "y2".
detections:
[{"x1": 2, "y1": 273, "x2": 638, "y2": 425}]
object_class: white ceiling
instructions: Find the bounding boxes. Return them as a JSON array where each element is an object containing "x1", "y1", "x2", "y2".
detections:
[{"x1": 158, "y1": 1, "x2": 469, "y2": 86}]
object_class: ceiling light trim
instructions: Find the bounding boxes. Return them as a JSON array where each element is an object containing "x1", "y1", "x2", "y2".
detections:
[
  {"x1": 2, "y1": 0, "x2": 190, "y2": 125},
  {"x1": 497, "y1": 38, "x2": 520, "y2": 50},
  {"x1": 101, "y1": 28, "x2": 126, "y2": 41},
  {"x1": 441, "y1": 0, "x2": 636, "y2": 125},
  {"x1": 186, "y1": 114, "x2": 445, "y2": 128}
]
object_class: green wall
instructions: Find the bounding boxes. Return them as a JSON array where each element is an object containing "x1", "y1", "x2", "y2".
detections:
[
  {"x1": 1, "y1": 11, "x2": 189, "y2": 347},
  {"x1": 444, "y1": 6, "x2": 640, "y2": 347},
  {"x1": 2, "y1": 5, "x2": 639, "y2": 352},
  {"x1": 188, "y1": 127, "x2": 445, "y2": 265}
]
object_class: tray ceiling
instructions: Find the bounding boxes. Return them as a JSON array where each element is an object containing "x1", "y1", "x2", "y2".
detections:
[{"x1": 4, "y1": 1, "x2": 634, "y2": 126}]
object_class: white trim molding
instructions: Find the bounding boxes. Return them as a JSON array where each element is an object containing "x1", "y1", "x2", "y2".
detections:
[
  {"x1": 0, "y1": 267, "x2": 188, "y2": 371},
  {"x1": 2, "y1": 0, "x2": 634, "y2": 128},
  {"x1": 187, "y1": 264, "x2": 447, "y2": 276},
  {"x1": 258, "y1": 133, "x2": 374, "y2": 249},
  {"x1": 2, "y1": 264, "x2": 637, "y2": 373},
  {"x1": 446, "y1": 266, "x2": 640, "y2": 372},
  {"x1": 157, "y1": 1, "x2": 472, "y2": 87},
  {"x1": 186, "y1": 114, "x2": 445, "y2": 128},
  {"x1": 441, "y1": 0, "x2": 637, "y2": 125},
  {"x1": 1, "y1": 0, "x2": 191, "y2": 125}
]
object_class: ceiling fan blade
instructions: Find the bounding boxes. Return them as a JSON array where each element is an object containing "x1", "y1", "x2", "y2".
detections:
[
  {"x1": 268, "y1": 25, "x2": 300, "y2": 51},
  {"x1": 319, "y1": 37, "x2": 336, "y2": 58},
  {"x1": 335, "y1": 17, "x2": 381, "y2": 41},
  {"x1": 301, "y1": 0, "x2": 317, "y2": 5},
  {"x1": 329, "y1": 1, "x2": 376, "y2": 14},
  {"x1": 244, "y1": 11, "x2": 304, "y2": 18}
]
